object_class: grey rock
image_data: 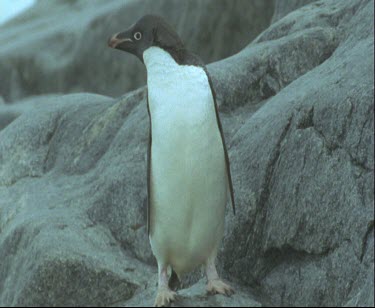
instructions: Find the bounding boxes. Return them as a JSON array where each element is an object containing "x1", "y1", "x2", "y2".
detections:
[
  {"x1": 344, "y1": 268, "x2": 374, "y2": 307},
  {"x1": 344, "y1": 228, "x2": 374, "y2": 307},
  {"x1": 0, "y1": 110, "x2": 18, "y2": 131},
  {"x1": 0, "y1": 92, "x2": 154, "y2": 306},
  {"x1": 0, "y1": 0, "x2": 374, "y2": 307},
  {"x1": 210, "y1": 26, "x2": 338, "y2": 110},
  {"x1": 0, "y1": 0, "x2": 274, "y2": 102},
  {"x1": 254, "y1": 0, "x2": 364, "y2": 44},
  {"x1": 217, "y1": 0, "x2": 374, "y2": 307},
  {"x1": 271, "y1": 0, "x2": 318, "y2": 24},
  {"x1": 0, "y1": 94, "x2": 62, "y2": 131}
]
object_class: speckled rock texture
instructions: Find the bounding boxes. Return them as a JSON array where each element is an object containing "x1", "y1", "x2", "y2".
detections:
[{"x1": 0, "y1": 0, "x2": 373, "y2": 307}]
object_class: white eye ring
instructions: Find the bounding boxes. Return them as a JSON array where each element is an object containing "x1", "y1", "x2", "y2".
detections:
[{"x1": 134, "y1": 32, "x2": 142, "y2": 40}]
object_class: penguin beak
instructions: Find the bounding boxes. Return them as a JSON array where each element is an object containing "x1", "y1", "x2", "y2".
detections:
[
  {"x1": 108, "y1": 26, "x2": 143, "y2": 62},
  {"x1": 107, "y1": 31, "x2": 133, "y2": 50}
]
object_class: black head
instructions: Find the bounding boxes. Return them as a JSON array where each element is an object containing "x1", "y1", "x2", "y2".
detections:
[{"x1": 108, "y1": 15, "x2": 185, "y2": 62}]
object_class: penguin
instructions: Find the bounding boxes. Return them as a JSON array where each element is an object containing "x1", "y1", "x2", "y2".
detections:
[{"x1": 108, "y1": 15, "x2": 235, "y2": 307}]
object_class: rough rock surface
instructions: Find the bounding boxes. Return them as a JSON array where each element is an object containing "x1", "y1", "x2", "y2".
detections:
[
  {"x1": 271, "y1": 0, "x2": 318, "y2": 23},
  {"x1": 0, "y1": 0, "x2": 374, "y2": 307},
  {"x1": 0, "y1": 0, "x2": 274, "y2": 103}
]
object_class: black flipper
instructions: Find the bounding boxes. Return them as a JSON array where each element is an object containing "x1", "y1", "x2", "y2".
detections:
[
  {"x1": 204, "y1": 68, "x2": 236, "y2": 215},
  {"x1": 146, "y1": 95, "x2": 152, "y2": 235}
]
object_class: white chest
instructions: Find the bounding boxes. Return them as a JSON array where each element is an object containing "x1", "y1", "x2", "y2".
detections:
[
  {"x1": 143, "y1": 47, "x2": 227, "y2": 274},
  {"x1": 143, "y1": 47, "x2": 215, "y2": 133}
]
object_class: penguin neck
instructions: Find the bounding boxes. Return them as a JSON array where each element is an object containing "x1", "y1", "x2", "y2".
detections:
[
  {"x1": 143, "y1": 46, "x2": 212, "y2": 119},
  {"x1": 143, "y1": 46, "x2": 181, "y2": 74},
  {"x1": 143, "y1": 46, "x2": 205, "y2": 71}
]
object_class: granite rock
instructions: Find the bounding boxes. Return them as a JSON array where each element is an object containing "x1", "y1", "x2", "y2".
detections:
[{"x1": 0, "y1": 0, "x2": 373, "y2": 306}]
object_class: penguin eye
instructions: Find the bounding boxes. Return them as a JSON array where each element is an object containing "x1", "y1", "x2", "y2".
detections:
[{"x1": 134, "y1": 32, "x2": 142, "y2": 40}]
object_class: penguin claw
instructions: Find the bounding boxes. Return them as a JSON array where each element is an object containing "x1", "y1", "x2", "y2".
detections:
[
  {"x1": 154, "y1": 288, "x2": 177, "y2": 307},
  {"x1": 206, "y1": 279, "x2": 235, "y2": 297}
]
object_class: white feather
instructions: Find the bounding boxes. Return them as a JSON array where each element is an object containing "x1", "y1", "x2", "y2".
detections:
[{"x1": 144, "y1": 47, "x2": 227, "y2": 275}]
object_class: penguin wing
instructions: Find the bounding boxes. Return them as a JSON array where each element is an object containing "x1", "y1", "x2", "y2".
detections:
[
  {"x1": 205, "y1": 68, "x2": 236, "y2": 215},
  {"x1": 146, "y1": 95, "x2": 152, "y2": 235}
]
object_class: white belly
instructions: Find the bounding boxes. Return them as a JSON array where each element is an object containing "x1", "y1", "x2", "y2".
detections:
[{"x1": 144, "y1": 47, "x2": 228, "y2": 274}]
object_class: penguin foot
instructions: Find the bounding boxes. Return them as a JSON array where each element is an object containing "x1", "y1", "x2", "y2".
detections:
[
  {"x1": 154, "y1": 288, "x2": 177, "y2": 307},
  {"x1": 206, "y1": 279, "x2": 235, "y2": 296}
]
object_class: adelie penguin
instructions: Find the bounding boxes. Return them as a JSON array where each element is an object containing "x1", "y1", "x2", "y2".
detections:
[{"x1": 108, "y1": 15, "x2": 235, "y2": 307}]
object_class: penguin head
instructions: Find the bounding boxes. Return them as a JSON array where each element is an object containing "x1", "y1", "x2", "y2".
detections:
[{"x1": 108, "y1": 15, "x2": 184, "y2": 62}]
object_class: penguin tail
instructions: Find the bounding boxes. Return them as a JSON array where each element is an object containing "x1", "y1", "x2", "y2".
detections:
[{"x1": 168, "y1": 268, "x2": 181, "y2": 291}]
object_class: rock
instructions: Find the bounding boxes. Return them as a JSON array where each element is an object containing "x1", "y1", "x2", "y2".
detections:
[
  {"x1": 344, "y1": 227, "x2": 374, "y2": 307},
  {"x1": 0, "y1": 110, "x2": 17, "y2": 131},
  {"x1": 0, "y1": 94, "x2": 59, "y2": 131},
  {"x1": 0, "y1": 0, "x2": 274, "y2": 103},
  {"x1": 0, "y1": 92, "x2": 154, "y2": 306},
  {"x1": 271, "y1": 0, "x2": 317, "y2": 23},
  {"x1": 210, "y1": 26, "x2": 338, "y2": 110},
  {"x1": 344, "y1": 268, "x2": 375, "y2": 307},
  {"x1": 217, "y1": 0, "x2": 374, "y2": 307},
  {"x1": 0, "y1": 0, "x2": 373, "y2": 307}
]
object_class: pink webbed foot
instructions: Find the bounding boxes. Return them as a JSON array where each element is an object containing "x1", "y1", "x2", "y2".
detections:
[
  {"x1": 154, "y1": 288, "x2": 177, "y2": 307},
  {"x1": 206, "y1": 279, "x2": 235, "y2": 296}
]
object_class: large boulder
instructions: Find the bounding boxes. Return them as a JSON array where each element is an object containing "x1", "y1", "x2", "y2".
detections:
[
  {"x1": 216, "y1": 1, "x2": 374, "y2": 307},
  {"x1": 0, "y1": 0, "x2": 373, "y2": 306},
  {"x1": 0, "y1": 0, "x2": 274, "y2": 103}
]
